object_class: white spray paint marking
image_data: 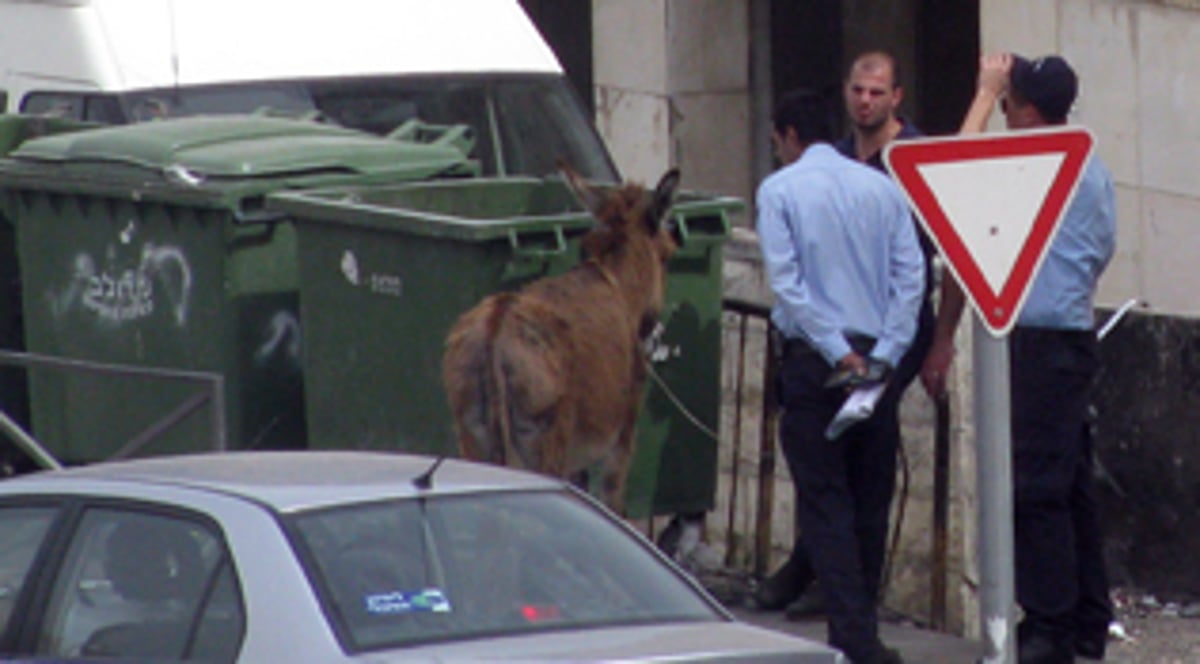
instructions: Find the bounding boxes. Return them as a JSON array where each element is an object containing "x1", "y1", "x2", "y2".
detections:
[
  {"x1": 642, "y1": 320, "x2": 682, "y2": 364},
  {"x1": 255, "y1": 310, "x2": 302, "y2": 369},
  {"x1": 342, "y1": 249, "x2": 403, "y2": 297},
  {"x1": 49, "y1": 242, "x2": 193, "y2": 327},
  {"x1": 341, "y1": 250, "x2": 360, "y2": 286},
  {"x1": 140, "y1": 244, "x2": 193, "y2": 326},
  {"x1": 119, "y1": 220, "x2": 136, "y2": 245},
  {"x1": 982, "y1": 615, "x2": 1010, "y2": 663}
]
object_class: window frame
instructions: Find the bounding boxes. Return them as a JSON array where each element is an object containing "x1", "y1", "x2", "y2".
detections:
[{"x1": 0, "y1": 498, "x2": 69, "y2": 655}]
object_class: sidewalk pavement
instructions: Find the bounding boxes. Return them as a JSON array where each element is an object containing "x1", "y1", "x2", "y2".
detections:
[{"x1": 731, "y1": 605, "x2": 984, "y2": 663}]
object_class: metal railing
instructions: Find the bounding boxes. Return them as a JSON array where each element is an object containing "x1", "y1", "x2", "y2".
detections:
[
  {"x1": 720, "y1": 296, "x2": 780, "y2": 578},
  {"x1": 0, "y1": 349, "x2": 226, "y2": 469},
  {"x1": 718, "y1": 296, "x2": 952, "y2": 628}
]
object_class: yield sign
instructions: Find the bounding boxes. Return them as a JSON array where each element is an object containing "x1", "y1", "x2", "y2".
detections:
[{"x1": 884, "y1": 127, "x2": 1094, "y2": 336}]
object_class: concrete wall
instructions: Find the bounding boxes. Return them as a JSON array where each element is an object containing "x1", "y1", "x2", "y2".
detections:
[
  {"x1": 982, "y1": 0, "x2": 1200, "y2": 315},
  {"x1": 594, "y1": 0, "x2": 1200, "y2": 639},
  {"x1": 593, "y1": 0, "x2": 754, "y2": 202},
  {"x1": 979, "y1": 0, "x2": 1200, "y2": 602}
]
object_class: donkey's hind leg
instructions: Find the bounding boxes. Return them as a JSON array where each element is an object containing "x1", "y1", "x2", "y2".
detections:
[{"x1": 598, "y1": 423, "x2": 638, "y2": 516}]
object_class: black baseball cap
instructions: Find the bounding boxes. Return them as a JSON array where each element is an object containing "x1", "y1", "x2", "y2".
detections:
[{"x1": 1010, "y1": 54, "x2": 1078, "y2": 122}]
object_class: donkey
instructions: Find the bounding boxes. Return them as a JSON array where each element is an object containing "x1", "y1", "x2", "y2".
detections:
[{"x1": 442, "y1": 166, "x2": 680, "y2": 513}]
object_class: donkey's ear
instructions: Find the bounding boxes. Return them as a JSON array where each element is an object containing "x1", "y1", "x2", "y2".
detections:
[
  {"x1": 649, "y1": 168, "x2": 681, "y2": 230},
  {"x1": 559, "y1": 161, "x2": 605, "y2": 216}
]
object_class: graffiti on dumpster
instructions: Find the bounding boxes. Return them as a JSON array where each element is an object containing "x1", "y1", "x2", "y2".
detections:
[
  {"x1": 255, "y1": 310, "x2": 302, "y2": 370},
  {"x1": 49, "y1": 243, "x2": 193, "y2": 326}
]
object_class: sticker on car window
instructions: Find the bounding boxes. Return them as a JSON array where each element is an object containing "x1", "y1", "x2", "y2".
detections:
[{"x1": 364, "y1": 588, "x2": 451, "y2": 615}]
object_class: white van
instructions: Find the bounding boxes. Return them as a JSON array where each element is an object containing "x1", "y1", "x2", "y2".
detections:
[{"x1": 0, "y1": 0, "x2": 617, "y2": 180}]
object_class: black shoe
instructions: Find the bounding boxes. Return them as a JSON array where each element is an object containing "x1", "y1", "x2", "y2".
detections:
[
  {"x1": 874, "y1": 647, "x2": 904, "y2": 664},
  {"x1": 845, "y1": 643, "x2": 903, "y2": 664},
  {"x1": 783, "y1": 583, "x2": 826, "y2": 620},
  {"x1": 1074, "y1": 633, "x2": 1106, "y2": 660},
  {"x1": 753, "y1": 553, "x2": 814, "y2": 611},
  {"x1": 1073, "y1": 611, "x2": 1112, "y2": 660},
  {"x1": 1017, "y1": 623, "x2": 1074, "y2": 664}
]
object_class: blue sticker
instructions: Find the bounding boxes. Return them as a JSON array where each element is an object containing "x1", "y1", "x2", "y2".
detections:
[{"x1": 364, "y1": 588, "x2": 452, "y2": 615}]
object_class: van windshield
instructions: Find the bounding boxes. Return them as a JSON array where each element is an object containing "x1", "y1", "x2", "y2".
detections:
[{"x1": 118, "y1": 75, "x2": 618, "y2": 182}]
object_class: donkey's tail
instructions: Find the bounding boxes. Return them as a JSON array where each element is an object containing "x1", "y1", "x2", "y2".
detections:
[{"x1": 483, "y1": 295, "x2": 518, "y2": 468}]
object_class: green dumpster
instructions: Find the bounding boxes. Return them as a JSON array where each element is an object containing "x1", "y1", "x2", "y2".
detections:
[
  {"x1": 627, "y1": 195, "x2": 739, "y2": 518},
  {"x1": 0, "y1": 115, "x2": 474, "y2": 463},
  {"x1": 268, "y1": 178, "x2": 739, "y2": 517},
  {"x1": 1, "y1": 115, "x2": 99, "y2": 445}
]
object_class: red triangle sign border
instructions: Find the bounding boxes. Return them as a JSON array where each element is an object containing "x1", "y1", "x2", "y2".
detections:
[{"x1": 884, "y1": 127, "x2": 1095, "y2": 336}]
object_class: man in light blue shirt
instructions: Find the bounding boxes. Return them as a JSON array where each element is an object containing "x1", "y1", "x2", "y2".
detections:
[
  {"x1": 920, "y1": 53, "x2": 1116, "y2": 663},
  {"x1": 756, "y1": 90, "x2": 923, "y2": 664},
  {"x1": 1016, "y1": 155, "x2": 1115, "y2": 329}
]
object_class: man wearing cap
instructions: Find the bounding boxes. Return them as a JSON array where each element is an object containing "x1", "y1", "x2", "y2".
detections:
[{"x1": 921, "y1": 53, "x2": 1116, "y2": 663}]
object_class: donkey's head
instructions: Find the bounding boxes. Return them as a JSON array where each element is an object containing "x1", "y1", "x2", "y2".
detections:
[{"x1": 562, "y1": 164, "x2": 681, "y2": 338}]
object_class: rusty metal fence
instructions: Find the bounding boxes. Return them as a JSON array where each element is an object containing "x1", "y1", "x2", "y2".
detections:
[
  {"x1": 0, "y1": 349, "x2": 226, "y2": 471},
  {"x1": 714, "y1": 295, "x2": 953, "y2": 629},
  {"x1": 718, "y1": 296, "x2": 781, "y2": 578}
]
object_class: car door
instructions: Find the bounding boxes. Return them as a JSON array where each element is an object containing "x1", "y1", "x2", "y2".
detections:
[{"x1": 1, "y1": 500, "x2": 247, "y2": 662}]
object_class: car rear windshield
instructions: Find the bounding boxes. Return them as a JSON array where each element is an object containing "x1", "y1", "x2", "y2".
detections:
[{"x1": 290, "y1": 490, "x2": 717, "y2": 652}]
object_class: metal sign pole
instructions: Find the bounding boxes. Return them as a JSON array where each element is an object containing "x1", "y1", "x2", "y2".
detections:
[{"x1": 974, "y1": 316, "x2": 1016, "y2": 663}]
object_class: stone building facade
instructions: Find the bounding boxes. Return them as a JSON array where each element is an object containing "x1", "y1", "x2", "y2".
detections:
[{"x1": 528, "y1": 0, "x2": 1200, "y2": 637}]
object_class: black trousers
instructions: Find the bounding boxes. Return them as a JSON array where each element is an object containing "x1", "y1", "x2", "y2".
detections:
[
  {"x1": 775, "y1": 302, "x2": 933, "y2": 594},
  {"x1": 1010, "y1": 327, "x2": 1113, "y2": 644},
  {"x1": 778, "y1": 337, "x2": 905, "y2": 659}
]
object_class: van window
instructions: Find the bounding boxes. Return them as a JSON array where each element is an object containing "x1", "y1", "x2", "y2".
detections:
[
  {"x1": 310, "y1": 76, "x2": 616, "y2": 181},
  {"x1": 125, "y1": 82, "x2": 314, "y2": 122},
  {"x1": 20, "y1": 93, "x2": 80, "y2": 119},
  {"x1": 118, "y1": 75, "x2": 618, "y2": 182},
  {"x1": 20, "y1": 93, "x2": 124, "y2": 124}
]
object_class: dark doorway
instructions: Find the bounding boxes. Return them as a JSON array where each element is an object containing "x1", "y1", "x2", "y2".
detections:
[
  {"x1": 916, "y1": 1, "x2": 981, "y2": 135},
  {"x1": 769, "y1": 0, "x2": 979, "y2": 138}
]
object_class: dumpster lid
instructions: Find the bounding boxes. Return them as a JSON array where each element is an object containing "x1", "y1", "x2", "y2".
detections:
[
  {"x1": 8, "y1": 115, "x2": 470, "y2": 180},
  {"x1": 268, "y1": 177, "x2": 595, "y2": 242},
  {"x1": 268, "y1": 177, "x2": 742, "y2": 244}
]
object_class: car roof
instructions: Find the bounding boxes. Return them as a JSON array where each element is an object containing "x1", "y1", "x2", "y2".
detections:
[{"x1": 0, "y1": 451, "x2": 565, "y2": 513}]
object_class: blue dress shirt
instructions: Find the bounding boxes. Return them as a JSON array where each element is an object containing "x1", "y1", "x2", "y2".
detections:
[
  {"x1": 756, "y1": 143, "x2": 925, "y2": 367},
  {"x1": 1017, "y1": 155, "x2": 1116, "y2": 330}
]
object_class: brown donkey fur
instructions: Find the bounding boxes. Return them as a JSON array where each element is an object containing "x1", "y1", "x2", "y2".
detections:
[{"x1": 442, "y1": 166, "x2": 680, "y2": 512}]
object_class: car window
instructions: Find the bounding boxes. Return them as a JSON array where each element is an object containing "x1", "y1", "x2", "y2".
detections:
[
  {"x1": 20, "y1": 92, "x2": 83, "y2": 120},
  {"x1": 35, "y1": 508, "x2": 243, "y2": 662},
  {"x1": 0, "y1": 506, "x2": 57, "y2": 636},
  {"x1": 293, "y1": 490, "x2": 715, "y2": 653}
]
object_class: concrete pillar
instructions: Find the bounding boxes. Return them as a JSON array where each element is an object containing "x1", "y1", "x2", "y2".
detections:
[{"x1": 593, "y1": 0, "x2": 753, "y2": 203}]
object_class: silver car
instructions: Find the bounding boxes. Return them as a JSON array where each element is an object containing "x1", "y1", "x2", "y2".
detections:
[{"x1": 0, "y1": 451, "x2": 842, "y2": 662}]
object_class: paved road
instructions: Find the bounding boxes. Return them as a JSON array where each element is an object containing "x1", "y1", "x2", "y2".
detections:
[{"x1": 733, "y1": 606, "x2": 984, "y2": 663}]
